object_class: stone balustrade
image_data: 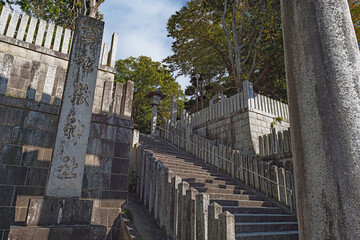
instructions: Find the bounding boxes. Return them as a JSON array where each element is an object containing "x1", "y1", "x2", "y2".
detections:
[
  {"x1": 132, "y1": 143, "x2": 235, "y2": 240},
  {"x1": 160, "y1": 120, "x2": 297, "y2": 212}
]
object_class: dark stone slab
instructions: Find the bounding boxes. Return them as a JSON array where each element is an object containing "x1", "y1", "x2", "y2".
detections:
[
  {"x1": 0, "y1": 125, "x2": 13, "y2": 144},
  {"x1": 26, "y1": 198, "x2": 93, "y2": 226},
  {"x1": 25, "y1": 168, "x2": 48, "y2": 187},
  {"x1": 110, "y1": 175, "x2": 128, "y2": 191},
  {"x1": 96, "y1": 139, "x2": 114, "y2": 157},
  {"x1": 8, "y1": 225, "x2": 106, "y2": 240},
  {"x1": 82, "y1": 172, "x2": 110, "y2": 190},
  {"x1": 114, "y1": 142, "x2": 130, "y2": 158},
  {"x1": 111, "y1": 158, "x2": 129, "y2": 175},
  {"x1": 0, "y1": 207, "x2": 15, "y2": 228},
  {"x1": 0, "y1": 165, "x2": 27, "y2": 185},
  {"x1": 0, "y1": 145, "x2": 22, "y2": 165},
  {"x1": 0, "y1": 186, "x2": 14, "y2": 206}
]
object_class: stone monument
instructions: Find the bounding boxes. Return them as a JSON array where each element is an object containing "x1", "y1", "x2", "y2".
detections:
[
  {"x1": 8, "y1": 15, "x2": 106, "y2": 240},
  {"x1": 281, "y1": 0, "x2": 360, "y2": 239}
]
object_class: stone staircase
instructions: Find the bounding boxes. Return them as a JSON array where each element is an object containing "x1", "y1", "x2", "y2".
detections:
[{"x1": 140, "y1": 134, "x2": 299, "y2": 240}]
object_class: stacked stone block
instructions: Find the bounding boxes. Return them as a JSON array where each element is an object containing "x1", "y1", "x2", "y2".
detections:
[
  {"x1": 0, "y1": 7, "x2": 122, "y2": 116},
  {"x1": 0, "y1": 95, "x2": 133, "y2": 239}
]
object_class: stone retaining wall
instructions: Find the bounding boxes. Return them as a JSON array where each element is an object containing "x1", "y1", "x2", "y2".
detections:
[
  {"x1": 177, "y1": 81, "x2": 290, "y2": 154},
  {"x1": 132, "y1": 143, "x2": 235, "y2": 240},
  {"x1": 0, "y1": 95, "x2": 133, "y2": 240},
  {"x1": 0, "y1": 7, "x2": 124, "y2": 116}
]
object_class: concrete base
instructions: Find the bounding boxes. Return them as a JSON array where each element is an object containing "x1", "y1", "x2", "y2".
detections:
[{"x1": 8, "y1": 225, "x2": 106, "y2": 240}]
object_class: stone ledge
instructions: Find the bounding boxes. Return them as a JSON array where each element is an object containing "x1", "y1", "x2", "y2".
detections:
[
  {"x1": 8, "y1": 225, "x2": 106, "y2": 240},
  {"x1": 91, "y1": 114, "x2": 133, "y2": 129},
  {"x1": 98, "y1": 64, "x2": 116, "y2": 74},
  {"x1": 0, "y1": 35, "x2": 69, "y2": 60},
  {"x1": 26, "y1": 198, "x2": 92, "y2": 226},
  {"x1": 0, "y1": 95, "x2": 60, "y2": 116}
]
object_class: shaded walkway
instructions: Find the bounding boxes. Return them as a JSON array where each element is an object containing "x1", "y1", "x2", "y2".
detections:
[{"x1": 125, "y1": 192, "x2": 167, "y2": 240}]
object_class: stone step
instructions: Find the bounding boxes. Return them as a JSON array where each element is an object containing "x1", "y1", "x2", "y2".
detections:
[
  {"x1": 170, "y1": 168, "x2": 224, "y2": 177},
  {"x1": 208, "y1": 193, "x2": 263, "y2": 201},
  {"x1": 236, "y1": 231, "x2": 299, "y2": 240},
  {"x1": 181, "y1": 176, "x2": 229, "y2": 183},
  {"x1": 189, "y1": 182, "x2": 241, "y2": 190},
  {"x1": 233, "y1": 214, "x2": 297, "y2": 223},
  {"x1": 185, "y1": 178, "x2": 236, "y2": 186},
  {"x1": 235, "y1": 222, "x2": 298, "y2": 233},
  {"x1": 223, "y1": 206, "x2": 284, "y2": 214},
  {"x1": 197, "y1": 187, "x2": 251, "y2": 195},
  {"x1": 211, "y1": 199, "x2": 272, "y2": 208},
  {"x1": 164, "y1": 164, "x2": 219, "y2": 174}
]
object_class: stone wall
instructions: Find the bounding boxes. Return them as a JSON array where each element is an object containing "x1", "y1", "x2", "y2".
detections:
[
  {"x1": 0, "y1": 7, "x2": 120, "y2": 115},
  {"x1": 0, "y1": 95, "x2": 133, "y2": 239},
  {"x1": 178, "y1": 81, "x2": 290, "y2": 154}
]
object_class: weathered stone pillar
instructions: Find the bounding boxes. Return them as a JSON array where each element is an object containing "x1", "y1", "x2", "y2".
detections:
[
  {"x1": 196, "y1": 193, "x2": 210, "y2": 240},
  {"x1": 46, "y1": 16, "x2": 104, "y2": 197},
  {"x1": 281, "y1": 1, "x2": 360, "y2": 239},
  {"x1": 151, "y1": 104, "x2": 158, "y2": 136},
  {"x1": 170, "y1": 95, "x2": 177, "y2": 124}
]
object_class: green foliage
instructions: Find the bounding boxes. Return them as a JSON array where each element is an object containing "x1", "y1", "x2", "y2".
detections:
[
  {"x1": 128, "y1": 170, "x2": 139, "y2": 192},
  {"x1": 115, "y1": 56, "x2": 185, "y2": 133},
  {"x1": 270, "y1": 116, "x2": 283, "y2": 129},
  {"x1": 121, "y1": 207, "x2": 133, "y2": 222}
]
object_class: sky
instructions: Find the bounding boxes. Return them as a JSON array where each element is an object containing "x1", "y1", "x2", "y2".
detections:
[{"x1": 99, "y1": 0, "x2": 190, "y2": 90}]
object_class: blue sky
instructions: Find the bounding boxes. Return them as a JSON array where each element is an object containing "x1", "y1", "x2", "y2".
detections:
[{"x1": 99, "y1": 0, "x2": 189, "y2": 90}]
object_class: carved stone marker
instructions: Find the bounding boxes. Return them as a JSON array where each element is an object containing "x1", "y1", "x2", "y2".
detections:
[
  {"x1": 46, "y1": 16, "x2": 104, "y2": 197},
  {"x1": 281, "y1": 0, "x2": 360, "y2": 239}
]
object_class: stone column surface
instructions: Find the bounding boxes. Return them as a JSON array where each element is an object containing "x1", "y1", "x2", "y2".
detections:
[
  {"x1": 281, "y1": 0, "x2": 360, "y2": 239},
  {"x1": 151, "y1": 105, "x2": 158, "y2": 136},
  {"x1": 45, "y1": 16, "x2": 104, "y2": 197},
  {"x1": 170, "y1": 95, "x2": 178, "y2": 123}
]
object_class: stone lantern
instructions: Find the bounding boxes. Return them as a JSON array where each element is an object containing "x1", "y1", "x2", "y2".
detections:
[
  {"x1": 145, "y1": 90, "x2": 166, "y2": 136},
  {"x1": 210, "y1": 84, "x2": 228, "y2": 104}
]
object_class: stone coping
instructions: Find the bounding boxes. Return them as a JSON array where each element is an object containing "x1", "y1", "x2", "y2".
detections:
[
  {"x1": 0, "y1": 34, "x2": 69, "y2": 60},
  {"x1": 0, "y1": 95, "x2": 134, "y2": 128},
  {"x1": 0, "y1": 35, "x2": 117, "y2": 74}
]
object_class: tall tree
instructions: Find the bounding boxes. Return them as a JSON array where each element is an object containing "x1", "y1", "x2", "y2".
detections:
[{"x1": 115, "y1": 56, "x2": 185, "y2": 133}]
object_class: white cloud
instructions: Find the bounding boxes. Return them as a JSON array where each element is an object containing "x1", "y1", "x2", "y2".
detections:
[{"x1": 99, "y1": 0, "x2": 190, "y2": 90}]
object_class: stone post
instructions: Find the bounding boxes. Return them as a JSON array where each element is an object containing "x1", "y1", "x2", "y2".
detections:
[
  {"x1": 46, "y1": 16, "x2": 104, "y2": 197},
  {"x1": 170, "y1": 95, "x2": 178, "y2": 124},
  {"x1": 196, "y1": 193, "x2": 210, "y2": 240},
  {"x1": 281, "y1": 1, "x2": 360, "y2": 239},
  {"x1": 151, "y1": 104, "x2": 158, "y2": 136},
  {"x1": 219, "y1": 211, "x2": 235, "y2": 240}
]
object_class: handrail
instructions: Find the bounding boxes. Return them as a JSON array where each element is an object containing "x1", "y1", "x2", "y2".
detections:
[{"x1": 158, "y1": 125, "x2": 293, "y2": 194}]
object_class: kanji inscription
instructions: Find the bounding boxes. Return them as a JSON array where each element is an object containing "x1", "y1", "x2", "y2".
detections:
[
  {"x1": 71, "y1": 82, "x2": 90, "y2": 106},
  {"x1": 57, "y1": 156, "x2": 78, "y2": 179}
]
